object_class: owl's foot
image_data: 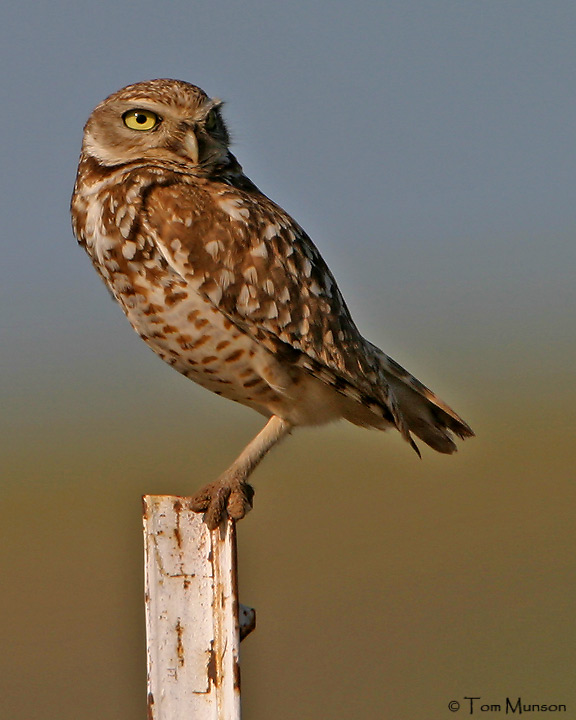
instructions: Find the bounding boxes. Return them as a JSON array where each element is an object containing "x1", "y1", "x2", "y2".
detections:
[{"x1": 189, "y1": 478, "x2": 255, "y2": 530}]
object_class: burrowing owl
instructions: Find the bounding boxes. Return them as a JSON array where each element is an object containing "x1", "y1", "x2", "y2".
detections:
[{"x1": 71, "y1": 79, "x2": 473, "y2": 528}]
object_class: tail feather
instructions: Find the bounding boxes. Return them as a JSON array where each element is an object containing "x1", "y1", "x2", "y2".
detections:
[{"x1": 367, "y1": 342, "x2": 474, "y2": 455}]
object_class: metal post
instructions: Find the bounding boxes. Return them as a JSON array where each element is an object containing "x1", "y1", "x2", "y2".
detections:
[{"x1": 143, "y1": 496, "x2": 255, "y2": 719}]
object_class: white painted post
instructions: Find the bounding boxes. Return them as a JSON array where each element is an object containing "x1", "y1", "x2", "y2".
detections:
[{"x1": 143, "y1": 496, "x2": 255, "y2": 720}]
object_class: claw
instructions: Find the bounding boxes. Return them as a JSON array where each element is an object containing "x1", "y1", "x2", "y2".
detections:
[
  {"x1": 190, "y1": 480, "x2": 254, "y2": 529},
  {"x1": 227, "y1": 482, "x2": 254, "y2": 520}
]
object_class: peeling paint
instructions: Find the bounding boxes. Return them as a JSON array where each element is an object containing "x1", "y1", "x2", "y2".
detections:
[{"x1": 206, "y1": 639, "x2": 219, "y2": 688}]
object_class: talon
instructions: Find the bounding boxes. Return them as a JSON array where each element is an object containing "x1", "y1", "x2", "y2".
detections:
[
  {"x1": 228, "y1": 482, "x2": 254, "y2": 520},
  {"x1": 189, "y1": 481, "x2": 254, "y2": 528}
]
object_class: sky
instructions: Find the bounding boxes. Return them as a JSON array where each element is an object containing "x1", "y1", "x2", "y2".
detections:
[{"x1": 1, "y1": 2, "x2": 575, "y2": 719}]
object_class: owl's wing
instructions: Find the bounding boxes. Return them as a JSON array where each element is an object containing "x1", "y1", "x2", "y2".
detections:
[
  {"x1": 143, "y1": 182, "x2": 397, "y2": 394},
  {"x1": 142, "y1": 180, "x2": 472, "y2": 451}
]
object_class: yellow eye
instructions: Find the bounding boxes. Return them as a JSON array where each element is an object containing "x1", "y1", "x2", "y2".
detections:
[
  {"x1": 122, "y1": 109, "x2": 160, "y2": 131},
  {"x1": 205, "y1": 109, "x2": 218, "y2": 132}
]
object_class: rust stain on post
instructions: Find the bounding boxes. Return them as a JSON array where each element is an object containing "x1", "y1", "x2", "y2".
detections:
[
  {"x1": 175, "y1": 619, "x2": 185, "y2": 668},
  {"x1": 172, "y1": 499, "x2": 183, "y2": 548},
  {"x1": 233, "y1": 657, "x2": 241, "y2": 691},
  {"x1": 147, "y1": 692, "x2": 155, "y2": 720}
]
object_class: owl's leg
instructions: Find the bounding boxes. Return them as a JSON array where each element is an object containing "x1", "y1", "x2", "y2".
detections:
[{"x1": 190, "y1": 415, "x2": 292, "y2": 529}]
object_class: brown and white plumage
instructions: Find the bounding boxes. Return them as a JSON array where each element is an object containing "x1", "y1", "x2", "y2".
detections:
[{"x1": 71, "y1": 79, "x2": 473, "y2": 528}]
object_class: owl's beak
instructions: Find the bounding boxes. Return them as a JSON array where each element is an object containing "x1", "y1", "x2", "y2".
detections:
[{"x1": 183, "y1": 130, "x2": 199, "y2": 164}]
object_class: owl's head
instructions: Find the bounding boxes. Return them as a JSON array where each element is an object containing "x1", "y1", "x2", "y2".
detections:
[{"x1": 81, "y1": 79, "x2": 231, "y2": 172}]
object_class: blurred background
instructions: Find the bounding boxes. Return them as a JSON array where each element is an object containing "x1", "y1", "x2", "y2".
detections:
[{"x1": 1, "y1": 2, "x2": 575, "y2": 718}]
